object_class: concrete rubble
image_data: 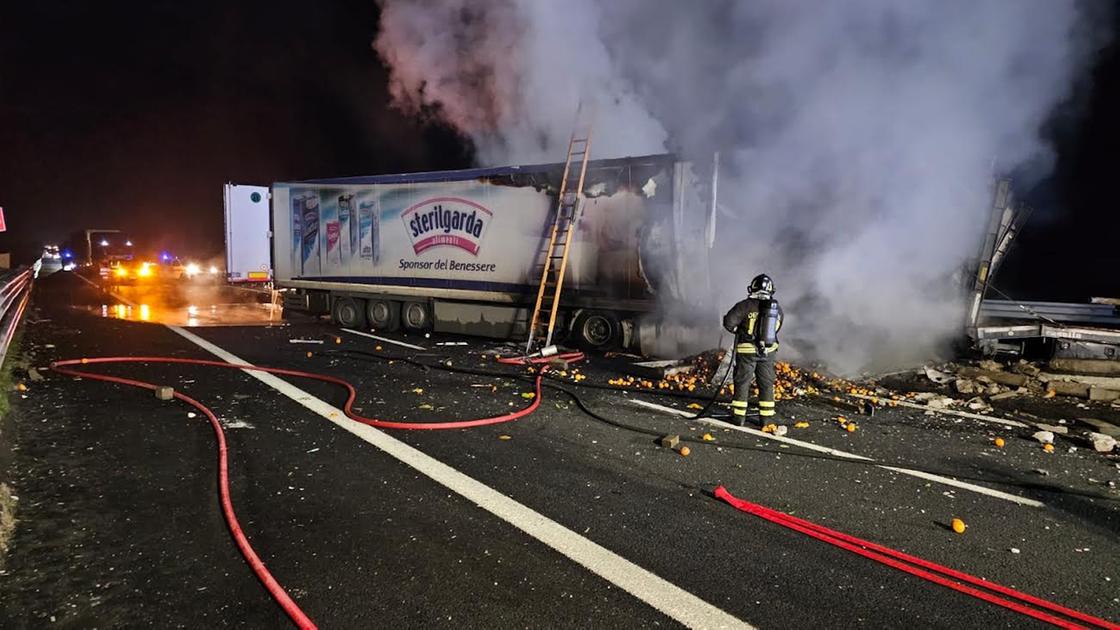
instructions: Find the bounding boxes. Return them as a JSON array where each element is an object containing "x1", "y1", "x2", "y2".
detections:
[
  {"x1": 1089, "y1": 432, "x2": 1117, "y2": 453},
  {"x1": 859, "y1": 356, "x2": 1120, "y2": 459},
  {"x1": 1032, "y1": 430, "x2": 1055, "y2": 445}
]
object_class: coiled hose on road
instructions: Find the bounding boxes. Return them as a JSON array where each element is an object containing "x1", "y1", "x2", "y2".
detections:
[{"x1": 49, "y1": 351, "x2": 583, "y2": 629}]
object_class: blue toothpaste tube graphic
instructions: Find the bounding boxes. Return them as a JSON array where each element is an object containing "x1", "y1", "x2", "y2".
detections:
[
  {"x1": 301, "y1": 194, "x2": 321, "y2": 275},
  {"x1": 358, "y1": 199, "x2": 379, "y2": 262},
  {"x1": 291, "y1": 194, "x2": 304, "y2": 275},
  {"x1": 338, "y1": 194, "x2": 353, "y2": 263}
]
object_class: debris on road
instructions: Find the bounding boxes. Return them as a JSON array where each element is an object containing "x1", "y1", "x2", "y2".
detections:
[
  {"x1": 27, "y1": 368, "x2": 45, "y2": 382},
  {"x1": 1032, "y1": 431, "x2": 1055, "y2": 445},
  {"x1": 289, "y1": 338, "x2": 324, "y2": 344},
  {"x1": 659, "y1": 434, "x2": 680, "y2": 449},
  {"x1": 951, "y1": 518, "x2": 967, "y2": 534},
  {"x1": 624, "y1": 358, "x2": 694, "y2": 380},
  {"x1": 155, "y1": 385, "x2": 174, "y2": 401},
  {"x1": 1089, "y1": 432, "x2": 1117, "y2": 453},
  {"x1": 1034, "y1": 423, "x2": 1068, "y2": 435},
  {"x1": 924, "y1": 366, "x2": 954, "y2": 385},
  {"x1": 994, "y1": 437, "x2": 1006, "y2": 448}
]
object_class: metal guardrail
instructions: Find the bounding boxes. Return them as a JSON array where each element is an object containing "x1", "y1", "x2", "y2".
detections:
[{"x1": 0, "y1": 260, "x2": 39, "y2": 368}]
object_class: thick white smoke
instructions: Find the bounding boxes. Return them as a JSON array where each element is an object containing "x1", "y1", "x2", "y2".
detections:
[{"x1": 374, "y1": 0, "x2": 1106, "y2": 373}]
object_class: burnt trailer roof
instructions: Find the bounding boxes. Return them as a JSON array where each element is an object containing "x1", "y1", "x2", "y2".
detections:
[{"x1": 279, "y1": 153, "x2": 676, "y2": 187}]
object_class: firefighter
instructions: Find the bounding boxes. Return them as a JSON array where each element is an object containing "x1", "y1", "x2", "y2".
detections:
[{"x1": 722, "y1": 274, "x2": 784, "y2": 426}]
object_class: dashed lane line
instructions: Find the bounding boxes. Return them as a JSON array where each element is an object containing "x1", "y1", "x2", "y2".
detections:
[{"x1": 627, "y1": 398, "x2": 1044, "y2": 508}]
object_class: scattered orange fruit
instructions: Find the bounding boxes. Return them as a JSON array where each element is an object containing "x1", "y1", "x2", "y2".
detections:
[
  {"x1": 702, "y1": 433, "x2": 715, "y2": 441},
  {"x1": 335, "y1": 336, "x2": 342, "y2": 344},
  {"x1": 306, "y1": 351, "x2": 313, "y2": 358},
  {"x1": 498, "y1": 435, "x2": 512, "y2": 441},
  {"x1": 951, "y1": 518, "x2": 967, "y2": 534},
  {"x1": 1043, "y1": 443, "x2": 1054, "y2": 453},
  {"x1": 794, "y1": 421, "x2": 810, "y2": 429},
  {"x1": 375, "y1": 345, "x2": 382, "y2": 351},
  {"x1": 994, "y1": 437, "x2": 1005, "y2": 448},
  {"x1": 16, "y1": 383, "x2": 27, "y2": 392},
  {"x1": 1043, "y1": 389, "x2": 1056, "y2": 399},
  {"x1": 846, "y1": 423, "x2": 857, "y2": 433},
  {"x1": 678, "y1": 446, "x2": 691, "y2": 457}
]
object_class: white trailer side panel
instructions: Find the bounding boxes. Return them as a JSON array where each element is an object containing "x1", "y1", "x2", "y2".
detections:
[{"x1": 271, "y1": 178, "x2": 651, "y2": 302}]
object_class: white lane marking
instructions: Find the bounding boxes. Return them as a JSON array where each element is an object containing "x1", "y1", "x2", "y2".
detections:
[
  {"x1": 77, "y1": 273, "x2": 751, "y2": 624},
  {"x1": 628, "y1": 398, "x2": 1043, "y2": 508},
  {"x1": 165, "y1": 325, "x2": 750, "y2": 629},
  {"x1": 848, "y1": 393, "x2": 1028, "y2": 429},
  {"x1": 341, "y1": 327, "x2": 427, "y2": 351}
]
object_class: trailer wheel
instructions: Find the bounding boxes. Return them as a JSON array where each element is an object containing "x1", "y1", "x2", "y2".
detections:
[
  {"x1": 333, "y1": 297, "x2": 367, "y2": 329},
  {"x1": 574, "y1": 311, "x2": 619, "y2": 350},
  {"x1": 401, "y1": 301, "x2": 431, "y2": 332},
  {"x1": 366, "y1": 299, "x2": 401, "y2": 332}
]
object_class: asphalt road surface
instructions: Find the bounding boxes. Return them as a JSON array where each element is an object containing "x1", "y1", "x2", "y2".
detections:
[{"x1": 1, "y1": 271, "x2": 1118, "y2": 628}]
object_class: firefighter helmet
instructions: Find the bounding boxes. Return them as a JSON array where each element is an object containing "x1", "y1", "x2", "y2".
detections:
[{"x1": 749, "y1": 274, "x2": 774, "y2": 296}]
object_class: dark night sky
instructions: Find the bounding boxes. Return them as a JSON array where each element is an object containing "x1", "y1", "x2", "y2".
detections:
[{"x1": 0, "y1": 1, "x2": 1116, "y2": 300}]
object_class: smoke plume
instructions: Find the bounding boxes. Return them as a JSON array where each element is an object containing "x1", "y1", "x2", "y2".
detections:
[{"x1": 374, "y1": 0, "x2": 1107, "y2": 373}]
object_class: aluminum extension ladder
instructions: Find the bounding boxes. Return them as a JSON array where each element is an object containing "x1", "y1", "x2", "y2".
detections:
[{"x1": 525, "y1": 121, "x2": 593, "y2": 352}]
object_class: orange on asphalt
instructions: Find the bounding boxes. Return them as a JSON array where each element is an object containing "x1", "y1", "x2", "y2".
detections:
[
  {"x1": 1043, "y1": 443, "x2": 1054, "y2": 453},
  {"x1": 994, "y1": 437, "x2": 1006, "y2": 448},
  {"x1": 678, "y1": 446, "x2": 691, "y2": 457},
  {"x1": 951, "y1": 518, "x2": 967, "y2": 534}
]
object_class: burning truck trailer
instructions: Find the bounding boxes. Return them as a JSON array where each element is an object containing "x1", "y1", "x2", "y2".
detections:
[{"x1": 226, "y1": 154, "x2": 721, "y2": 354}]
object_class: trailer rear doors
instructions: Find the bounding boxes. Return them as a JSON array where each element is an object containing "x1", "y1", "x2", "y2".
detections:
[{"x1": 223, "y1": 183, "x2": 272, "y2": 283}]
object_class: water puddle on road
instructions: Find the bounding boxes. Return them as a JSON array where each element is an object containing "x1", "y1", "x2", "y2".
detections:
[{"x1": 87, "y1": 302, "x2": 282, "y2": 327}]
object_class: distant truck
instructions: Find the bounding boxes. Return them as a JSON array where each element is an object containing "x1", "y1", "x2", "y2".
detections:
[{"x1": 224, "y1": 154, "x2": 716, "y2": 351}]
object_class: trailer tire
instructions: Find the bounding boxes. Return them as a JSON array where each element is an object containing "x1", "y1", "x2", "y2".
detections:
[
  {"x1": 574, "y1": 310, "x2": 619, "y2": 350},
  {"x1": 333, "y1": 297, "x2": 367, "y2": 329},
  {"x1": 366, "y1": 299, "x2": 401, "y2": 332},
  {"x1": 401, "y1": 301, "x2": 431, "y2": 332}
]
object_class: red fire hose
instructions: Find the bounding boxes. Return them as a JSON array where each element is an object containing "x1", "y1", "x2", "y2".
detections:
[
  {"x1": 52, "y1": 351, "x2": 582, "y2": 430},
  {"x1": 49, "y1": 351, "x2": 583, "y2": 628},
  {"x1": 714, "y1": 486, "x2": 1119, "y2": 629}
]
